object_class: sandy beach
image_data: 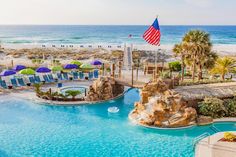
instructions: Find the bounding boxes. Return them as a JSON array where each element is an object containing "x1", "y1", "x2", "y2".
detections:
[{"x1": 0, "y1": 43, "x2": 235, "y2": 68}]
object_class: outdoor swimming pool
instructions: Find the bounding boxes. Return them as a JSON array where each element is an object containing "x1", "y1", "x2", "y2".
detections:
[{"x1": 0, "y1": 89, "x2": 235, "y2": 157}]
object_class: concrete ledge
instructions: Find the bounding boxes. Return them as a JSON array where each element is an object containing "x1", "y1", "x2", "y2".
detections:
[
  {"x1": 34, "y1": 87, "x2": 132, "y2": 106},
  {"x1": 195, "y1": 132, "x2": 236, "y2": 157}
]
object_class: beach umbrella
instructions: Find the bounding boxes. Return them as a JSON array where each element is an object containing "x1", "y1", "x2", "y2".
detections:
[
  {"x1": 71, "y1": 60, "x2": 82, "y2": 67},
  {"x1": 64, "y1": 64, "x2": 78, "y2": 69},
  {"x1": 80, "y1": 63, "x2": 93, "y2": 69},
  {"x1": 36, "y1": 67, "x2": 51, "y2": 73},
  {"x1": 51, "y1": 66, "x2": 63, "y2": 72},
  {"x1": 12, "y1": 65, "x2": 26, "y2": 71},
  {"x1": 0, "y1": 70, "x2": 16, "y2": 76},
  {"x1": 19, "y1": 68, "x2": 35, "y2": 75},
  {"x1": 91, "y1": 60, "x2": 102, "y2": 66}
]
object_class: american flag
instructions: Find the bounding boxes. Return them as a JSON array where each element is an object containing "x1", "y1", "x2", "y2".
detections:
[{"x1": 143, "y1": 18, "x2": 161, "y2": 46}]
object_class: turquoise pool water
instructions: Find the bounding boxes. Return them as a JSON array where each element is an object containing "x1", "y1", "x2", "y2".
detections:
[{"x1": 0, "y1": 89, "x2": 235, "y2": 157}]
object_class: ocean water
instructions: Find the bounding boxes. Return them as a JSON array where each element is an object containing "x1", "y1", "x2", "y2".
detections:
[
  {"x1": 0, "y1": 25, "x2": 236, "y2": 45},
  {"x1": 0, "y1": 89, "x2": 235, "y2": 157}
]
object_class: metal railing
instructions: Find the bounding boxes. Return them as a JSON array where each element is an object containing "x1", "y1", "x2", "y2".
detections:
[
  {"x1": 192, "y1": 132, "x2": 211, "y2": 147},
  {"x1": 210, "y1": 125, "x2": 221, "y2": 133}
]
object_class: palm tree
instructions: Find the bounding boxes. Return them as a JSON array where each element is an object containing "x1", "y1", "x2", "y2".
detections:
[
  {"x1": 34, "y1": 83, "x2": 42, "y2": 94},
  {"x1": 173, "y1": 43, "x2": 185, "y2": 82},
  {"x1": 65, "y1": 90, "x2": 82, "y2": 100},
  {"x1": 210, "y1": 57, "x2": 236, "y2": 80},
  {"x1": 182, "y1": 30, "x2": 212, "y2": 81}
]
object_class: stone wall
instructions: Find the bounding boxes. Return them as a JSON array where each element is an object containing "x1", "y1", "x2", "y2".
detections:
[
  {"x1": 129, "y1": 79, "x2": 197, "y2": 128},
  {"x1": 86, "y1": 76, "x2": 124, "y2": 101}
]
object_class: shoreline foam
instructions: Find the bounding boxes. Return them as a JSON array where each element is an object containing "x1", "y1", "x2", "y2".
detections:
[{"x1": 1, "y1": 43, "x2": 236, "y2": 55}]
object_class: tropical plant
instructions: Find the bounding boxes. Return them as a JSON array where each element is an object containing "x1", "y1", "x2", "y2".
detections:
[
  {"x1": 203, "y1": 51, "x2": 218, "y2": 70},
  {"x1": 210, "y1": 57, "x2": 236, "y2": 80},
  {"x1": 182, "y1": 30, "x2": 212, "y2": 81},
  {"x1": 169, "y1": 61, "x2": 181, "y2": 72},
  {"x1": 65, "y1": 90, "x2": 81, "y2": 100},
  {"x1": 173, "y1": 43, "x2": 185, "y2": 81},
  {"x1": 160, "y1": 71, "x2": 171, "y2": 79},
  {"x1": 224, "y1": 98, "x2": 236, "y2": 117},
  {"x1": 198, "y1": 97, "x2": 226, "y2": 118},
  {"x1": 34, "y1": 83, "x2": 42, "y2": 94}
]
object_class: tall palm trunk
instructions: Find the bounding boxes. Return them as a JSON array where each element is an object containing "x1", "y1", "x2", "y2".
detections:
[
  {"x1": 198, "y1": 64, "x2": 203, "y2": 81},
  {"x1": 221, "y1": 74, "x2": 225, "y2": 81},
  {"x1": 192, "y1": 62, "x2": 196, "y2": 81},
  {"x1": 181, "y1": 55, "x2": 185, "y2": 82}
]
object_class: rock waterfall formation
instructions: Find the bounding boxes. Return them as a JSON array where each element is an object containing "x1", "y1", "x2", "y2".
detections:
[{"x1": 129, "y1": 79, "x2": 197, "y2": 128}]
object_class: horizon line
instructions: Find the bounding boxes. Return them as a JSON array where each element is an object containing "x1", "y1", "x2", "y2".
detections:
[{"x1": 0, "y1": 24, "x2": 236, "y2": 26}]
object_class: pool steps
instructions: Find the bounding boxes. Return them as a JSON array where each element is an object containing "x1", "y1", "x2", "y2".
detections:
[
  {"x1": 193, "y1": 132, "x2": 211, "y2": 147},
  {"x1": 192, "y1": 125, "x2": 221, "y2": 148}
]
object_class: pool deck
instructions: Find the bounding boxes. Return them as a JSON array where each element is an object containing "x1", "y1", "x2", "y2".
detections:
[
  {"x1": 0, "y1": 81, "x2": 94, "y2": 105},
  {"x1": 195, "y1": 131, "x2": 236, "y2": 157},
  {"x1": 0, "y1": 80, "x2": 130, "y2": 106}
]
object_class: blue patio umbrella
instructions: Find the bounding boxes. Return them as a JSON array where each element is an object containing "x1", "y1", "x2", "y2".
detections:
[
  {"x1": 0, "y1": 70, "x2": 16, "y2": 76},
  {"x1": 36, "y1": 67, "x2": 51, "y2": 73},
  {"x1": 64, "y1": 64, "x2": 78, "y2": 69},
  {"x1": 91, "y1": 60, "x2": 102, "y2": 66},
  {"x1": 12, "y1": 65, "x2": 26, "y2": 71}
]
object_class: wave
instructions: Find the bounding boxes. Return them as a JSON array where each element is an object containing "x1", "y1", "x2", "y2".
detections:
[
  {"x1": 71, "y1": 37, "x2": 83, "y2": 40},
  {"x1": 7, "y1": 40, "x2": 33, "y2": 44}
]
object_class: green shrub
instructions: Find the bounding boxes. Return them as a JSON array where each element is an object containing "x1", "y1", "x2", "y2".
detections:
[
  {"x1": 160, "y1": 71, "x2": 171, "y2": 79},
  {"x1": 198, "y1": 97, "x2": 227, "y2": 118},
  {"x1": 168, "y1": 61, "x2": 181, "y2": 72},
  {"x1": 224, "y1": 98, "x2": 236, "y2": 117}
]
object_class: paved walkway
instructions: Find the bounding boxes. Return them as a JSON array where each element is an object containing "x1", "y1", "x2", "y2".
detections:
[{"x1": 174, "y1": 82, "x2": 236, "y2": 100}]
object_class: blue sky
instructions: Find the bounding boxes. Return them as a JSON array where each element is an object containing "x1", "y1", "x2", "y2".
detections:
[{"x1": 0, "y1": 0, "x2": 235, "y2": 25}]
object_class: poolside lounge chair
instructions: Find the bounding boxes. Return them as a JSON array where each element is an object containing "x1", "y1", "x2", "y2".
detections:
[
  {"x1": 56, "y1": 73, "x2": 62, "y2": 80},
  {"x1": 79, "y1": 71, "x2": 84, "y2": 79},
  {"x1": 29, "y1": 76, "x2": 36, "y2": 84},
  {"x1": 43, "y1": 75, "x2": 53, "y2": 83},
  {"x1": 73, "y1": 72, "x2": 79, "y2": 80},
  {"x1": 62, "y1": 73, "x2": 69, "y2": 80},
  {"x1": 94, "y1": 69, "x2": 99, "y2": 79},
  {"x1": 0, "y1": 80, "x2": 7, "y2": 89},
  {"x1": 35, "y1": 76, "x2": 41, "y2": 83},
  {"x1": 88, "y1": 72, "x2": 93, "y2": 80},
  {"x1": 17, "y1": 78, "x2": 26, "y2": 86},
  {"x1": 11, "y1": 78, "x2": 19, "y2": 87},
  {"x1": 48, "y1": 74, "x2": 54, "y2": 81}
]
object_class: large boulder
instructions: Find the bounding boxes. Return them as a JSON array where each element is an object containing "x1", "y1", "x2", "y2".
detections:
[
  {"x1": 86, "y1": 76, "x2": 124, "y2": 101},
  {"x1": 197, "y1": 116, "x2": 213, "y2": 126},
  {"x1": 129, "y1": 79, "x2": 197, "y2": 128}
]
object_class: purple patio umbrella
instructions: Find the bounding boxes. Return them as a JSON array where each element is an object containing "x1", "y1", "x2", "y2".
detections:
[
  {"x1": 36, "y1": 67, "x2": 51, "y2": 73},
  {"x1": 12, "y1": 65, "x2": 26, "y2": 71},
  {"x1": 64, "y1": 64, "x2": 78, "y2": 69},
  {"x1": 0, "y1": 70, "x2": 16, "y2": 76},
  {"x1": 91, "y1": 60, "x2": 102, "y2": 66}
]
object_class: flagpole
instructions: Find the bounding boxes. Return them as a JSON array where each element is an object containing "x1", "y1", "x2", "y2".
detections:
[{"x1": 155, "y1": 15, "x2": 158, "y2": 82}]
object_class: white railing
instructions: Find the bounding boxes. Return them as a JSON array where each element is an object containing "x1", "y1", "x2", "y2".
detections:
[
  {"x1": 192, "y1": 132, "x2": 211, "y2": 147},
  {"x1": 210, "y1": 125, "x2": 221, "y2": 133}
]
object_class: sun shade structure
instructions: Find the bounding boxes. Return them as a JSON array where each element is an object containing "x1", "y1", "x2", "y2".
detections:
[
  {"x1": 64, "y1": 64, "x2": 78, "y2": 69},
  {"x1": 19, "y1": 68, "x2": 35, "y2": 75},
  {"x1": 51, "y1": 66, "x2": 63, "y2": 72},
  {"x1": 80, "y1": 63, "x2": 93, "y2": 69},
  {"x1": 12, "y1": 65, "x2": 26, "y2": 71},
  {"x1": 70, "y1": 61, "x2": 82, "y2": 66},
  {"x1": 91, "y1": 60, "x2": 102, "y2": 65},
  {"x1": 0, "y1": 70, "x2": 16, "y2": 76},
  {"x1": 36, "y1": 67, "x2": 51, "y2": 73}
]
